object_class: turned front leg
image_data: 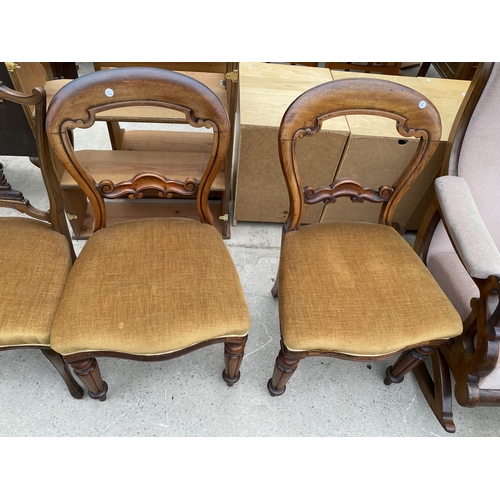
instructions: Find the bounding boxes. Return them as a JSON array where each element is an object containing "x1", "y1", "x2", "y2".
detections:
[
  {"x1": 267, "y1": 341, "x2": 303, "y2": 396},
  {"x1": 223, "y1": 337, "x2": 247, "y2": 386},
  {"x1": 69, "y1": 357, "x2": 108, "y2": 401},
  {"x1": 384, "y1": 346, "x2": 433, "y2": 385}
]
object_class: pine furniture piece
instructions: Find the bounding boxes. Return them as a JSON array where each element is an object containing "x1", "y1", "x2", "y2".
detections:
[
  {"x1": 91, "y1": 62, "x2": 238, "y2": 239},
  {"x1": 233, "y1": 62, "x2": 350, "y2": 225},
  {"x1": 45, "y1": 67, "x2": 250, "y2": 400},
  {"x1": 266, "y1": 77, "x2": 463, "y2": 432},
  {"x1": 0, "y1": 82, "x2": 83, "y2": 399},
  {"x1": 233, "y1": 63, "x2": 469, "y2": 232},
  {"x1": 413, "y1": 62, "x2": 500, "y2": 422}
]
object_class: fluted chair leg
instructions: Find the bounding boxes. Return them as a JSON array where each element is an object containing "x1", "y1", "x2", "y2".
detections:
[
  {"x1": 267, "y1": 341, "x2": 303, "y2": 396},
  {"x1": 223, "y1": 337, "x2": 247, "y2": 386},
  {"x1": 69, "y1": 357, "x2": 108, "y2": 401}
]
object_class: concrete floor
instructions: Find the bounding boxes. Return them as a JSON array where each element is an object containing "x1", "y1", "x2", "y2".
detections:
[{"x1": 1, "y1": 63, "x2": 499, "y2": 438}]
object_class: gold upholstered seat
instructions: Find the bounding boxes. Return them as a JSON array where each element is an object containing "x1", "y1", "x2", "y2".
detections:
[
  {"x1": 1, "y1": 218, "x2": 71, "y2": 347},
  {"x1": 0, "y1": 83, "x2": 83, "y2": 399},
  {"x1": 267, "y1": 77, "x2": 463, "y2": 432},
  {"x1": 45, "y1": 67, "x2": 250, "y2": 400},
  {"x1": 279, "y1": 222, "x2": 461, "y2": 356},
  {"x1": 51, "y1": 218, "x2": 249, "y2": 356}
]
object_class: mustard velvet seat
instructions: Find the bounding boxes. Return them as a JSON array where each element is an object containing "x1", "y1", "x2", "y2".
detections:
[
  {"x1": 278, "y1": 222, "x2": 462, "y2": 356},
  {"x1": 0, "y1": 217, "x2": 72, "y2": 347},
  {"x1": 51, "y1": 218, "x2": 250, "y2": 356}
]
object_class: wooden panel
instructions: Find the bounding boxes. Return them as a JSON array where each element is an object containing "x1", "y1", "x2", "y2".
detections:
[
  {"x1": 120, "y1": 129, "x2": 213, "y2": 152},
  {"x1": 234, "y1": 62, "x2": 349, "y2": 223},
  {"x1": 321, "y1": 125, "x2": 420, "y2": 225},
  {"x1": 61, "y1": 149, "x2": 224, "y2": 191},
  {"x1": 235, "y1": 126, "x2": 349, "y2": 224},
  {"x1": 76, "y1": 199, "x2": 223, "y2": 239},
  {"x1": 417, "y1": 77, "x2": 470, "y2": 140}
]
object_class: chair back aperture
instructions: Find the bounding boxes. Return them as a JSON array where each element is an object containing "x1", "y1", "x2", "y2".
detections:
[
  {"x1": 278, "y1": 78, "x2": 442, "y2": 232},
  {"x1": 45, "y1": 67, "x2": 231, "y2": 231}
]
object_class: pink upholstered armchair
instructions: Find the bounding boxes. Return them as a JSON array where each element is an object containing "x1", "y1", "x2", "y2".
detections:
[{"x1": 414, "y1": 62, "x2": 500, "y2": 429}]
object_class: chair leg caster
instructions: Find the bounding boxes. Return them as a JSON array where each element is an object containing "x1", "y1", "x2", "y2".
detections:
[
  {"x1": 384, "y1": 366, "x2": 404, "y2": 385},
  {"x1": 70, "y1": 357, "x2": 108, "y2": 401},
  {"x1": 222, "y1": 370, "x2": 240, "y2": 387},
  {"x1": 267, "y1": 378, "x2": 286, "y2": 396},
  {"x1": 88, "y1": 381, "x2": 108, "y2": 402}
]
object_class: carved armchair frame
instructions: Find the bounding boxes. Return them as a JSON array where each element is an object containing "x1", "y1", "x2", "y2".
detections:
[{"x1": 413, "y1": 62, "x2": 500, "y2": 410}]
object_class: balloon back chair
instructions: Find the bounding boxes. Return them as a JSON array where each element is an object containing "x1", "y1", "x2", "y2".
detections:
[
  {"x1": 414, "y1": 62, "x2": 500, "y2": 419},
  {"x1": 0, "y1": 83, "x2": 83, "y2": 398},
  {"x1": 267, "y1": 78, "x2": 463, "y2": 432},
  {"x1": 45, "y1": 67, "x2": 250, "y2": 400}
]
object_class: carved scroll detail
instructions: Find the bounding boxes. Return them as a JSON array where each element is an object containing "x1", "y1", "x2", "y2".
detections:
[
  {"x1": 0, "y1": 163, "x2": 48, "y2": 220},
  {"x1": 97, "y1": 172, "x2": 199, "y2": 199},
  {"x1": 303, "y1": 178, "x2": 394, "y2": 205},
  {"x1": 0, "y1": 164, "x2": 24, "y2": 202}
]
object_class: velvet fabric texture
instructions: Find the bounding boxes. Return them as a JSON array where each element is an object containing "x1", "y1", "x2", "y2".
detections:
[
  {"x1": 51, "y1": 218, "x2": 250, "y2": 356},
  {"x1": 278, "y1": 222, "x2": 462, "y2": 356},
  {"x1": 435, "y1": 176, "x2": 500, "y2": 280},
  {"x1": 0, "y1": 217, "x2": 72, "y2": 347}
]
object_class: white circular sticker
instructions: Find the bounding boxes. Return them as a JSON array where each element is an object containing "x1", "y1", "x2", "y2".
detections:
[
  {"x1": 105, "y1": 88, "x2": 114, "y2": 97},
  {"x1": 419, "y1": 101, "x2": 427, "y2": 109}
]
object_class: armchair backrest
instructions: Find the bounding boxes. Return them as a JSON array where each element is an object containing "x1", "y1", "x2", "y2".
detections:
[
  {"x1": 278, "y1": 78, "x2": 442, "y2": 232},
  {"x1": 45, "y1": 67, "x2": 231, "y2": 231},
  {"x1": 448, "y1": 62, "x2": 500, "y2": 247}
]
